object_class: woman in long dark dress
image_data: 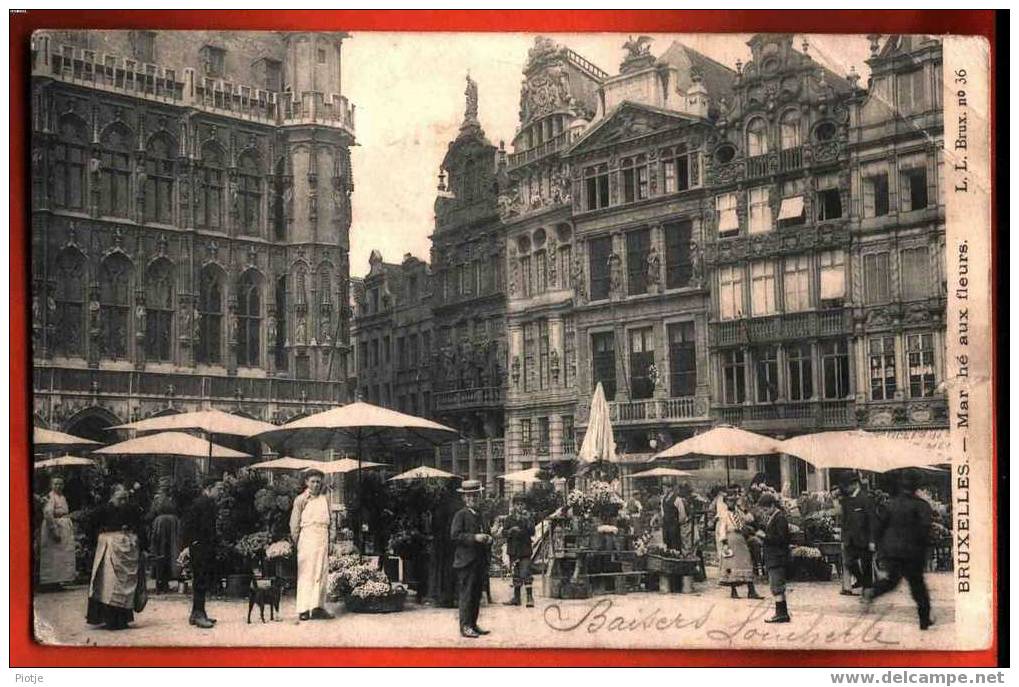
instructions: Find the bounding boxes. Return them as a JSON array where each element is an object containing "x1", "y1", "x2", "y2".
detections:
[
  {"x1": 86, "y1": 484, "x2": 145, "y2": 630},
  {"x1": 147, "y1": 484, "x2": 181, "y2": 593},
  {"x1": 428, "y1": 491, "x2": 460, "y2": 608}
]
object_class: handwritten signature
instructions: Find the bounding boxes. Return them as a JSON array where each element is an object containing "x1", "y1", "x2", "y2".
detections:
[{"x1": 543, "y1": 598, "x2": 901, "y2": 647}]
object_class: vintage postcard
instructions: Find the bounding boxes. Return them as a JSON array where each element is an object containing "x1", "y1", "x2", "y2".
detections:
[{"x1": 25, "y1": 27, "x2": 994, "y2": 654}]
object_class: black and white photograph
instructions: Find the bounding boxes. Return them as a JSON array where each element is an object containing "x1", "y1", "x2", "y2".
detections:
[{"x1": 25, "y1": 26, "x2": 994, "y2": 652}]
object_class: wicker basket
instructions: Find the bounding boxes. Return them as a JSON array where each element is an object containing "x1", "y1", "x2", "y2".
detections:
[
  {"x1": 344, "y1": 592, "x2": 407, "y2": 614},
  {"x1": 647, "y1": 554, "x2": 700, "y2": 576}
]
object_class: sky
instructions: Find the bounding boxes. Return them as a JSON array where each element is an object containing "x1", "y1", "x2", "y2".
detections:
[{"x1": 341, "y1": 32, "x2": 874, "y2": 278}]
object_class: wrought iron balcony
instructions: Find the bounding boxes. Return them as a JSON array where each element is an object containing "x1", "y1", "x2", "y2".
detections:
[
  {"x1": 709, "y1": 309, "x2": 851, "y2": 348},
  {"x1": 433, "y1": 385, "x2": 505, "y2": 412}
]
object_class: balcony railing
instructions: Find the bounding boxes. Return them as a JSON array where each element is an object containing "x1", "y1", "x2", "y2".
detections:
[
  {"x1": 709, "y1": 309, "x2": 851, "y2": 347},
  {"x1": 433, "y1": 385, "x2": 504, "y2": 412},
  {"x1": 714, "y1": 400, "x2": 856, "y2": 428},
  {"x1": 507, "y1": 130, "x2": 572, "y2": 170},
  {"x1": 578, "y1": 395, "x2": 708, "y2": 426},
  {"x1": 710, "y1": 143, "x2": 842, "y2": 185}
]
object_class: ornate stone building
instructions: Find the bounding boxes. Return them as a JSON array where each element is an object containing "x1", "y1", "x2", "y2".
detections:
[
  {"x1": 501, "y1": 37, "x2": 606, "y2": 474},
  {"x1": 30, "y1": 30, "x2": 355, "y2": 442},
  {"x1": 560, "y1": 39, "x2": 736, "y2": 474}
]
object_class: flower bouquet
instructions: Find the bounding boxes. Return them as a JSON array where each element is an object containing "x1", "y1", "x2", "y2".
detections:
[
  {"x1": 265, "y1": 540, "x2": 293, "y2": 560},
  {"x1": 789, "y1": 545, "x2": 832, "y2": 581},
  {"x1": 566, "y1": 489, "x2": 593, "y2": 519},
  {"x1": 588, "y1": 481, "x2": 624, "y2": 521}
]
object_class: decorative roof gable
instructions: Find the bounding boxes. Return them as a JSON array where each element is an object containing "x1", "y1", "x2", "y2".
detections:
[{"x1": 564, "y1": 101, "x2": 701, "y2": 157}]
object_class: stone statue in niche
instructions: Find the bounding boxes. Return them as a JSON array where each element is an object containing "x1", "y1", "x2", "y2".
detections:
[
  {"x1": 191, "y1": 306, "x2": 201, "y2": 341},
  {"x1": 32, "y1": 295, "x2": 41, "y2": 333},
  {"x1": 547, "y1": 239, "x2": 558, "y2": 285},
  {"x1": 135, "y1": 305, "x2": 147, "y2": 341},
  {"x1": 180, "y1": 307, "x2": 192, "y2": 341},
  {"x1": 319, "y1": 311, "x2": 332, "y2": 345},
  {"x1": 266, "y1": 314, "x2": 277, "y2": 347},
  {"x1": 295, "y1": 315, "x2": 307, "y2": 345},
  {"x1": 689, "y1": 239, "x2": 703, "y2": 287},
  {"x1": 608, "y1": 252, "x2": 623, "y2": 297},
  {"x1": 230, "y1": 311, "x2": 240, "y2": 343},
  {"x1": 645, "y1": 245, "x2": 661, "y2": 292},
  {"x1": 88, "y1": 295, "x2": 102, "y2": 340},
  {"x1": 570, "y1": 257, "x2": 587, "y2": 304},
  {"x1": 228, "y1": 178, "x2": 240, "y2": 218}
]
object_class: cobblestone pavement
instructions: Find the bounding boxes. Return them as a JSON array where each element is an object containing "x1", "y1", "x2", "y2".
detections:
[{"x1": 33, "y1": 572, "x2": 956, "y2": 651}]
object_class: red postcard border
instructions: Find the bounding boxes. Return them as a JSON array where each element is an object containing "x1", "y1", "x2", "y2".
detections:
[{"x1": 9, "y1": 9, "x2": 999, "y2": 668}]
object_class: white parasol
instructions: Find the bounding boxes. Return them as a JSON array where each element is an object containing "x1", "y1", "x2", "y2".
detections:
[
  {"x1": 652, "y1": 424, "x2": 781, "y2": 483},
  {"x1": 778, "y1": 430, "x2": 949, "y2": 473},
  {"x1": 33, "y1": 427, "x2": 101, "y2": 453},
  {"x1": 627, "y1": 466, "x2": 694, "y2": 479},
  {"x1": 389, "y1": 465, "x2": 458, "y2": 481},
  {"x1": 249, "y1": 457, "x2": 325, "y2": 471},
  {"x1": 34, "y1": 455, "x2": 97, "y2": 469},
  {"x1": 577, "y1": 382, "x2": 617, "y2": 464},
  {"x1": 93, "y1": 431, "x2": 250, "y2": 460},
  {"x1": 497, "y1": 467, "x2": 545, "y2": 484}
]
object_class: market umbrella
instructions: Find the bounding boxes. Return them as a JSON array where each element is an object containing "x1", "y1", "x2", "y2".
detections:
[
  {"x1": 33, "y1": 427, "x2": 101, "y2": 453},
  {"x1": 93, "y1": 431, "x2": 250, "y2": 460},
  {"x1": 652, "y1": 424, "x2": 781, "y2": 484},
  {"x1": 389, "y1": 465, "x2": 458, "y2": 481},
  {"x1": 778, "y1": 430, "x2": 949, "y2": 473},
  {"x1": 249, "y1": 457, "x2": 325, "y2": 471},
  {"x1": 627, "y1": 467, "x2": 694, "y2": 479},
  {"x1": 497, "y1": 467, "x2": 545, "y2": 484},
  {"x1": 112, "y1": 409, "x2": 276, "y2": 437},
  {"x1": 577, "y1": 382, "x2": 616, "y2": 465},
  {"x1": 318, "y1": 457, "x2": 387, "y2": 475},
  {"x1": 34, "y1": 455, "x2": 97, "y2": 469}
]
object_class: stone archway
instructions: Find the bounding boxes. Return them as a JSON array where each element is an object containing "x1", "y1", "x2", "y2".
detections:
[{"x1": 64, "y1": 406, "x2": 121, "y2": 445}]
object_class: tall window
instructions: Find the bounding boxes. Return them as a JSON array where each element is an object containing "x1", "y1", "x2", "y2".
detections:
[
  {"x1": 748, "y1": 187, "x2": 772, "y2": 234},
  {"x1": 237, "y1": 152, "x2": 262, "y2": 235},
  {"x1": 662, "y1": 144, "x2": 698, "y2": 193},
  {"x1": 561, "y1": 415, "x2": 575, "y2": 454},
  {"x1": 787, "y1": 343, "x2": 813, "y2": 401},
  {"x1": 201, "y1": 45, "x2": 226, "y2": 77},
  {"x1": 537, "y1": 417, "x2": 550, "y2": 454},
  {"x1": 130, "y1": 30, "x2": 156, "y2": 62},
  {"x1": 520, "y1": 419, "x2": 532, "y2": 451},
  {"x1": 53, "y1": 250, "x2": 86, "y2": 356},
  {"x1": 721, "y1": 350, "x2": 746, "y2": 404},
  {"x1": 816, "y1": 173, "x2": 843, "y2": 221},
  {"x1": 584, "y1": 164, "x2": 610, "y2": 210},
  {"x1": 538, "y1": 319, "x2": 550, "y2": 390},
  {"x1": 98, "y1": 255, "x2": 131, "y2": 360},
  {"x1": 144, "y1": 260, "x2": 174, "y2": 361},
  {"x1": 198, "y1": 144, "x2": 225, "y2": 229},
  {"x1": 779, "y1": 110, "x2": 801, "y2": 150},
  {"x1": 862, "y1": 168, "x2": 890, "y2": 218},
  {"x1": 52, "y1": 117, "x2": 88, "y2": 210},
  {"x1": 747, "y1": 118, "x2": 768, "y2": 157},
  {"x1": 588, "y1": 236, "x2": 612, "y2": 301},
  {"x1": 625, "y1": 228, "x2": 650, "y2": 296},
  {"x1": 534, "y1": 249, "x2": 548, "y2": 293},
  {"x1": 750, "y1": 261, "x2": 776, "y2": 316},
  {"x1": 718, "y1": 265, "x2": 744, "y2": 320},
  {"x1": 198, "y1": 266, "x2": 224, "y2": 364},
  {"x1": 99, "y1": 126, "x2": 132, "y2": 218},
  {"x1": 557, "y1": 243, "x2": 572, "y2": 290},
  {"x1": 628, "y1": 327, "x2": 655, "y2": 400},
  {"x1": 783, "y1": 255, "x2": 811, "y2": 312},
  {"x1": 523, "y1": 321, "x2": 536, "y2": 392},
  {"x1": 869, "y1": 336, "x2": 897, "y2": 400},
  {"x1": 234, "y1": 271, "x2": 258, "y2": 366},
  {"x1": 716, "y1": 193, "x2": 739, "y2": 236},
  {"x1": 907, "y1": 333, "x2": 937, "y2": 398},
  {"x1": 274, "y1": 275, "x2": 287, "y2": 371},
  {"x1": 591, "y1": 331, "x2": 616, "y2": 401},
  {"x1": 900, "y1": 159, "x2": 929, "y2": 212},
  {"x1": 819, "y1": 249, "x2": 846, "y2": 301},
  {"x1": 144, "y1": 134, "x2": 174, "y2": 224},
  {"x1": 900, "y1": 246, "x2": 930, "y2": 300},
  {"x1": 620, "y1": 155, "x2": 648, "y2": 204},
  {"x1": 755, "y1": 346, "x2": 779, "y2": 403},
  {"x1": 664, "y1": 220, "x2": 693, "y2": 289},
  {"x1": 864, "y1": 252, "x2": 891, "y2": 304},
  {"x1": 821, "y1": 340, "x2": 850, "y2": 399},
  {"x1": 563, "y1": 315, "x2": 576, "y2": 388},
  {"x1": 897, "y1": 69, "x2": 927, "y2": 115},
  {"x1": 519, "y1": 254, "x2": 532, "y2": 298},
  {"x1": 667, "y1": 321, "x2": 696, "y2": 397}
]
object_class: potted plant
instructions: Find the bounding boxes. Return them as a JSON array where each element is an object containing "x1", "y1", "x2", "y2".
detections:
[{"x1": 789, "y1": 545, "x2": 832, "y2": 581}]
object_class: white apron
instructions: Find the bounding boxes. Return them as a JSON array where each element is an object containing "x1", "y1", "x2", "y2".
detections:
[
  {"x1": 39, "y1": 493, "x2": 76, "y2": 585},
  {"x1": 295, "y1": 494, "x2": 330, "y2": 614},
  {"x1": 89, "y1": 531, "x2": 139, "y2": 609}
]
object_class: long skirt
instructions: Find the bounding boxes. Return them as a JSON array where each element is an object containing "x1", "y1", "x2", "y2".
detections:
[
  {"x1": 39, "y1": 516, "x2": 76, "y2": 585},
  {"x1": 149, "y1": 514, "x2": 182, "y2": 588},
  {"x1": 86, "y1": 532, "x2": 140, "y2": 627},
  {"x1": 718, "y1": 532, "x2": 755, "y2": 585},
  {"x1": 295, "y1": 524, "x2": 329, "y2": 614}
]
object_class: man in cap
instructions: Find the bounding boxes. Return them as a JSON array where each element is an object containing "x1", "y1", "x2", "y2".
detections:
[
  {"x1": 754, "y1": 492, "x2": 792, "y2": 623},
  {"x1": 290, "y1": 467, "x2": 333, "y2": 621},
  {"x1": 450, "y1": 480, "x2": 492, "y2": 638},
  {"x1": 838, "y1": 473, "x2": 879, "y2": 596},
  {"x1": 502, "y1": 493, "x2": 536, "y2": 608},
  {"x1": 181, "y1": 476, "x2": 222, "y2": 629},
  {"x1": 864, "y1": 471, "x2": 934, "y2": 629}
]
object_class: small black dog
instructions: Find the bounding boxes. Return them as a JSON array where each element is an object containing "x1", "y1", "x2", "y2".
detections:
[{"x1": 247, "y1": 577, "x2": 283, "y2": 624}]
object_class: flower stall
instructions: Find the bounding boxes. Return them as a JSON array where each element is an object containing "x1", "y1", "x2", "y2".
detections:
[{"x1": 327, "y1": 552, "x2": 407, "y2": 613}]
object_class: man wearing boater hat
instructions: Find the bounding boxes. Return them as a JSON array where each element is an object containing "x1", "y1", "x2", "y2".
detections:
[
  {"x1": 450, "y1": 479, "x2": 492, "y2": 638},
  {"x1": 290, "y1": 467, "x2": 333, "y2": 621}
]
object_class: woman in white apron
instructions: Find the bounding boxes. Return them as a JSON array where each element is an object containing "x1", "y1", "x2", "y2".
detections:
[
  {"x1": 715, "y1": 489, "x2": 763, "y2": 600},
  {"x1": 39, "y1": 476, "x2": 77, "y2": 588},
  {"x1": 289, "y1": 468, "x2": 333, "y2": 621},
  {"x1": 86, "y1": 484, "x2": 146, "y2": 630}
]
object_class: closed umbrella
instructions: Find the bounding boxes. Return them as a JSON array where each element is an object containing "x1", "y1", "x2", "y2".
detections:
[
  {"x1": 94, "y1": 431, "x2": 250, "y2": 460},
  {"x1": 33, "y1": 427, "x2": 101, "y2": 453},
  {"x1": 578, "y1": 382, "x2": 616, "y2": 464},
  {"x1": 778, "y1": 430, "x2": 948, "y2": 472},
  {"x1": 34, "y1": 455, "x2": 97, "y2": 469},
  {"x1": 389, "y1": 465, "x2": 458, "y2": 481},
  {"x1": 497, "y1": 467, "x2": 544, "y2": 484},
  {"x1": 653, "y1": 424, "x2": 781, "y2": 484}
]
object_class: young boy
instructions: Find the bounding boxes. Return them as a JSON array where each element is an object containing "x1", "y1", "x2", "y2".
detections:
[{"x1": 501, "y1": 494, "x2": 536, "y2": 608}]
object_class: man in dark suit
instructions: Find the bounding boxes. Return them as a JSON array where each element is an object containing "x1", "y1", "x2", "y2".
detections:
[
  {"x1": 501, "y1": 493, "x2": 536, "y2": 608},
  {"x1": 181, "y1": 478, "x2": 222, "y2": 630},
  {"x1": 839, "y1": 474, "x2": 879, "y2": 596},
  {"x1": 450, "y1": 480, "x2": 492, "y2": 638},
  {"x1": 755, "y1": 492, "x2": 792, "y2": 623},
  {"x1": 864, "y1": 471, "x2": 934, "y2": 630},
  {"x1": 660, "y1": 483, "x2": 681, "y2": 551}
]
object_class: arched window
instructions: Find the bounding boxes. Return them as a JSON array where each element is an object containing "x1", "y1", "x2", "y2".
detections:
[
  {"x1": 98, "y1": 255, "x2": 132, "y2": 359},
  {"x1": 236, "y1": 152, "x2": 262, "y2": 235},
  {"x1": 144, "y1": 134, "x2": 174, "y2": 224},
  {"x1": 747, "y1": 117, "x2": 768, "y2": 157},
  {"x1": 779, "y1": 110, "x2": 801, "y2": 150},
  {"x1": 236, "y1": 271, "x2": 261, "y2": 367},
  {"x1": 100, "y1": 125, "x2": 133, "y2": 218},
  {"x1": 53, "y1": 249, "x2": 86, "y2": 356},
  {"x1": 198, "y1": 144, "x2": 225, "y2": 229},
  {"x1": 274, "y1": 274, "x2": 288, "y2": 371},
  {"x1": 197, "y1": 265, "x2": 223, "y2": 364},
  {"x1": 145, "y1": 259, "x2": 174, "y2": 361},
  {"x1": 52, "y1": 116, "x2": 88, "y2": 210},
  {"x1": 318, "y1": 267, "x2": 332, "y2": 305}
]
